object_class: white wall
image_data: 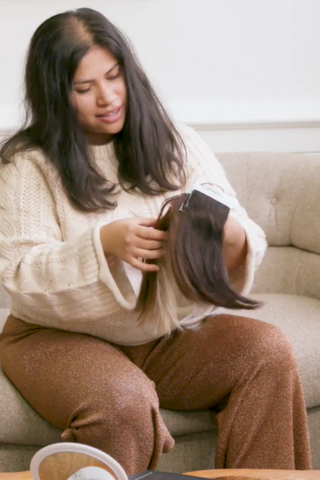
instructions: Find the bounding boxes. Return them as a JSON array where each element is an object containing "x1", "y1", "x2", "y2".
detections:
[{"x1": 1, "y1": 0, "x2": 320, "y2": 152}]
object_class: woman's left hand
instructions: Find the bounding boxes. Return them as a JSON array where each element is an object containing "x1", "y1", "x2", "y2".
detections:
[{"x1": 223, "y1": 214, "x2": 247, "y2": 271}]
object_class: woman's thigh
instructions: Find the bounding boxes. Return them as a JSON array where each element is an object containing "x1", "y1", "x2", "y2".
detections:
[
  {"x1": 0, "y1": 315, "x2": 156, "y2": 429},
  {"x1": 121, "y1": 314, "x2": 295, "y2": 410}
]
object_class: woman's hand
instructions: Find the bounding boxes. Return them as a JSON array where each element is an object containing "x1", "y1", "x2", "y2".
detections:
[
  {"x1": 100, "y1": 218, "x2": 167, "y2": 272},
  {"x1": 223, "y1": 214, "x2": 247, "y2": 271}
]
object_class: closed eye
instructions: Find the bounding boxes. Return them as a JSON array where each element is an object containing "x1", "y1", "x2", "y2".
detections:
[
  {"x1": 76, "y1": 87, "x2": 92, "y2": 94},
  {"x1": 106, "y1": 65, "x2": 122, "y2": 80},
  {"x1": 107, "y1": 69, "x2": 121, "y2": 81}
]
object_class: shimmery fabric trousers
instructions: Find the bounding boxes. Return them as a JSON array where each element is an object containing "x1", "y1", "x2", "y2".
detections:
[{"x1": 0, "y1": 314, "x2": 312, "y2": 474}]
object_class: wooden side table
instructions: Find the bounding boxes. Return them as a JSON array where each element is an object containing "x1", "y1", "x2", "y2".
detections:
[
  {"x1": 0, "y1": 474, "x2": 32, "y2": 480},
  {"x1": 0, "y1": 469, "x2": 319, "y2": 480}
]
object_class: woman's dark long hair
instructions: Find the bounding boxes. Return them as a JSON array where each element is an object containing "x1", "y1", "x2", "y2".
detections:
[
  {"x1": 0, "y1": 8, "x2": 186, "y2": 211},
  {"x1": 136, "y1": 192, "x2": 260, "y2": 333}
]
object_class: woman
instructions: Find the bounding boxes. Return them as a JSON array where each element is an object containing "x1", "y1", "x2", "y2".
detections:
[{"x1": 0, "y1": 8, "x2": 311, "y2": 474}]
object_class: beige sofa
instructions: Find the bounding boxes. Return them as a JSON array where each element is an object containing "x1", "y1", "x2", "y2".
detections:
[{"x1": 1, "y1": 152, "x2": 320, "y2": 473}]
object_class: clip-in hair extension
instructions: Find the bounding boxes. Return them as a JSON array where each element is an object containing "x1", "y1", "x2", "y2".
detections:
[
  {"x1": 136, "y1": 184, "x2": 260, "y2": 333},
  {"x1": 179, "y1": 192, "x2": 192, "y2": 212},
  {"x1": 193, "y1": 181, "x2": 238, "y2": 211}
]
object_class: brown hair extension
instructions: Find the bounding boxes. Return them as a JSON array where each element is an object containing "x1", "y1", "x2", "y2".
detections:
[{"x1": 136, "y1": 191, "x2": 260, "y2": 333}]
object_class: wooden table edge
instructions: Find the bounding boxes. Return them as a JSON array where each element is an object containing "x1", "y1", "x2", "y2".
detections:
[
  {"x1": 0, "y1": 473, "x2": 32, "y2": 480},
  {"x1": 0, "y1": 468, "x2": 319, "y2": 480}
]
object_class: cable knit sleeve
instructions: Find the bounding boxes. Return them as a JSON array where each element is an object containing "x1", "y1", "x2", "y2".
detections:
[
  {"x1": 0, "y1": 154, "x2": 136, "y2": 327},
  {"x1": 179, "y1": 124, "x2": 267, "y2": 295}
]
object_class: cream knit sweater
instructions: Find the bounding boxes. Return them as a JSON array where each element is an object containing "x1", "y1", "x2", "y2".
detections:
[{"x1": 0, "y1": 125, "x2": 267, "y2": 346}]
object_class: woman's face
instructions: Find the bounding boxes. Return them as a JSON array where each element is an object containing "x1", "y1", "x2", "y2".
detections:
[{"x1": 72, "y1": 46, "x2": 127, "y2": 145}]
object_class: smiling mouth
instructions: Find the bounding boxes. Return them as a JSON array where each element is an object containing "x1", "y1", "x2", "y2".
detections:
[{"x1": 97, "y1": 107, "x2": 121, "y2": 118}]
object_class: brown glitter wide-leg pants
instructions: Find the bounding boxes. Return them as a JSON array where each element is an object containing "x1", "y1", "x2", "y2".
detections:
[{"x1": 0, "y1": 314, "x2": 312, "y2": 474}]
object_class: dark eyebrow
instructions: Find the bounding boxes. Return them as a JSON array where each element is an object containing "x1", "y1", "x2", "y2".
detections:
[{"x1": 73, "y1": 63, "x2": 119, "y2": 85}]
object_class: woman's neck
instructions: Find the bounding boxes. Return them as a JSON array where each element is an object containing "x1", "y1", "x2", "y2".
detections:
[{"x1": 85, "y1": 131, "x2": 113, "y2": 146}]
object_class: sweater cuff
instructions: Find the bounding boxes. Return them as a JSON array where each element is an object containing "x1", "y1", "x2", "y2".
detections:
[{"x1": 92, "y1": 223, "x2": 136, "y2": 309}]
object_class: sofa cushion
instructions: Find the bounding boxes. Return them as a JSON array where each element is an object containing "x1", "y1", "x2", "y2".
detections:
[
  {"x1": 0, "y1": 368, "x2": 62, "y2": 446},
  {"x1": 219, "y1": 153, "x2": 320, "y2": 255},
  {"x1": 229, "y1": 293, "x2": 320, "y2": 409},
  {"x1": 0, "y1": 284, "x2": 10, "y2": 334},
  {"x1": 0, "y1": 309, "x2": 9, "y2": 334},
  {"x1": 0, "y1": 284, "x2": 10, "y2": 309}
]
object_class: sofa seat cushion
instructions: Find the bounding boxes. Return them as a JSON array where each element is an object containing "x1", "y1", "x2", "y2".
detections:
[
  {"x1": 228, "y1": 293, "x2": 320, "y2": 409},
  {"x1": 0, "y1": 366, "x2": 62, "y2": 446},
  {"x1": 0, "y1": 284, "x2": 10, "y2": 334},
  {"x1": 0, "y1": 309, "x2": 9, "y2": 334}
]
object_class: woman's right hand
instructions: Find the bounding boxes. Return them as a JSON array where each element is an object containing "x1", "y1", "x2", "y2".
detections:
[{"x1": 100, "y1": 218, "x2": 167, "y2": 272}]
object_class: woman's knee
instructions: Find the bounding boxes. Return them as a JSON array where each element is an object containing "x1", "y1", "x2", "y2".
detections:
[
  {"x1": 239, "y1": 318, "x2": 297, "y2": 374},
  {"x1": 62, "y1": 372, "x2": 173, "y2": 474},
  {"x1": 64, "y1": 372, "x2": 160, "y2": 442}
]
